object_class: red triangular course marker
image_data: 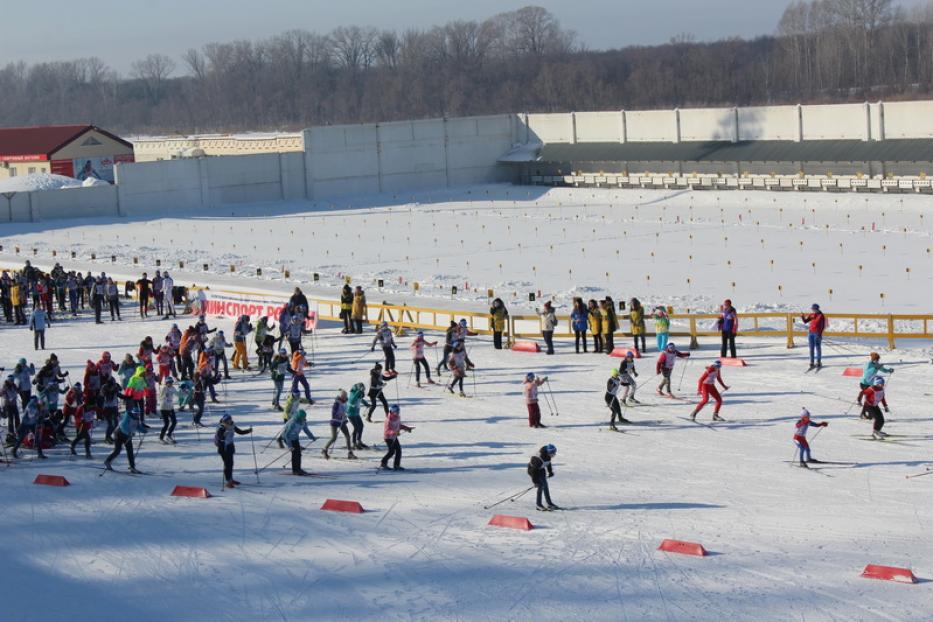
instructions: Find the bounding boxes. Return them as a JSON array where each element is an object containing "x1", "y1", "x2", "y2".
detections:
[
  {"x1": 610, "y1": 347, "x2": 641, "y2": 359},
  {"x1": 861, "y1": 564, "x2": 917, "y2": 584},
  {"x1": 488, "y1": 514, "x2": 534, "y2": 530},
  {"x1": 171, "y1": 486, "x2": 211, "y2": 498},
  {"x1": 842, "y1": 367, "x2": 863, "y2": 377},
  {"x1": 511, "y1": 341, "x2": 540, "y2": 353},
  {"x1": 33, "y1": 474, "x2": 69, "y2": 487},
  {"x1": 321, "y1": 499, "x2": 364, "y2": 513},
  {"x1": 658, "y1": 539, "x2": 707, "y2": 556}
]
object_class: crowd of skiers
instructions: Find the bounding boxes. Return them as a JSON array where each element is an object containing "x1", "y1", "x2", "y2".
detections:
[{"x1": 0, "y1": 258, "x2": 904, "y2": 504}]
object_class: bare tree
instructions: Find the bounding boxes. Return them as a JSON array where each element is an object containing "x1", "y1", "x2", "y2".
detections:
[{"x1": 131, "y1": 53, "x2": 177, "y2": 103}]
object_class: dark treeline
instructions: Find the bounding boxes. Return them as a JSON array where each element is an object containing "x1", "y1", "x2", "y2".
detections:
[{"x1": 1, "y1": 2, "x2": 932, "y2": 135}]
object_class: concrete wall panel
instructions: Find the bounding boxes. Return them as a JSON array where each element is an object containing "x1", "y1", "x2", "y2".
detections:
[
  {"x1": 738, "y1": 106, "x2": 799, "y2": 141},
  {"x1": 680, "y1": 107, "x2": 736, "y2": 141},
  {"x1": 575, "y1": 112, "x2": 623, "y2": 143},
  {"x1": 625, "y1": 110, "x2": 677, "y2": 142},
  {"x1": 881, "y1": 101, "x2": 933, "y2": 139},
  {"x1": 801, "y1": 103, "x2": 867, "y2": 140}
]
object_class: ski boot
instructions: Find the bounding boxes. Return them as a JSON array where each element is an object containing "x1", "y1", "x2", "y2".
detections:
[
  {"x1": 712, "y1": 414, "x2": 725, "y2": 422},
  {"x1": 347, "y1": 451, "x2": 357, "y2": 460},
  {"x1": 322, "y1": 448, "x2": 330, "y2": 460}
]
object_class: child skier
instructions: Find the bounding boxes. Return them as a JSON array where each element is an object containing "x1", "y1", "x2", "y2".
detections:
[
  {"x1": 617, "y1": 351, "x2": 639, "y2": 404},
  {"x1": 653, "y1": 307, "x2": 671, "y2": 351},
  {"x1": 410, "y1": 331, "x2": 437, "y2": 387},
  {"x1": 523, "y1": 372, "x2": 549, "y2": 429},
  {"x1": 158, "y1": 376, "x2": 178, "y2": 444},
  {"x1": 858, "y1": 376, "x2": 890, "y2": 439},
  {"x1": 366, "y1": 362, "x2": 394, "y2": 422},
  {"x1": 793, "y1": 408, "x2": 828, "y2": 467},
  {"x1": 283, "y1": 409, "x2": 315, "y2": 476},
  {"x1": 446, "y1": 343, "x2": 468, "y2": 397},
  {"x1": 527, "y1": 444, "x2": 559, "y2": 511},
  {"x1": 270, "y1": 348, "x2": 290, "y2": 410},
  {"x1": 104, "y1": 405, "x2": 144, "y2": 473},
  {"x1": 690, "y1": 360, "x2": 729, "y2": 422},
  {"x1": 605, "y1": 369, "x2": 630, "y2": 430},
  {"x1": 859, "y1": 353, "x2": 893, "y2": 393},
  {"x1": 347, "y1": 382, "x2": 369, "y2": 449},
  {"x1": 656, "y1": 342, "x2": 690, "y2": 397},
  {"x1": 70, "y1": 396, "x2": 96, "y2": 459},
  {"x1": 290, "y1": 347, "x2": 313, "y2": 402},
  {"x1": 380, "y1": 404, "x2": 413, "y2": 471},
  {"x1": 12, "y1": 397, "x2": 47, "y2": 459},
  {"x1": 323, "y1": 390, "x2": 356, "y2": 460},
  {"x1": 215, "y1": 413, "x2": 252, "y2": 487},
  {"x1": 371, "y1": 321, "x2": 398, "y2": 374}
]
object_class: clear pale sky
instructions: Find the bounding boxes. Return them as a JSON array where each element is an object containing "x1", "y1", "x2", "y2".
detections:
[{"x1": 0, "y1": 0, "x2": 924, "y2": 74}]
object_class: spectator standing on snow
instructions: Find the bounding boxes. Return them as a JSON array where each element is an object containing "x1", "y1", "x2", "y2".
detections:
[
  {"x1": 351, "y1": 286, "x2": 367, "y2": 334},
  {"x1": 603, "y1": 297, "x2": 619, "y2": 354},
  {"x1": 537, "y1": 302, "x2": 557, "y2": 355},
  {"x1": 339, "y1": 284, "x2": 354, "y2": 334},
  {"x1": 29, "y1": 306, "x2": 49, "y2": 350},
  {"x1": 587, "y1": 299, "x2": 603, "y2": 354},
  {"x1": 136, "y1": 273, "x2": 152, "y2": 318},
  {"x1": 718, "y1": 299, "x2": 738, "y2": 359},
  {"x1": 800, "y1": 304, "x2": 827, "y2": 371},
  {"x1": 571, "y1": 298, "x2": 588, "y2": 353},
  {"x1": 106, "y1": 278, "x2": 121, "y2": 320},
  {"x1": 162, "y1": 272, "x2": 176, "y2": 318},
  {"x1": 653, "y1": 306, "x2": 671, "y2": 351},
  {"x1": 152, "y1": 271, "x2": 164, "y2": 316},
  {"x1": 629, "y1": 298, "x2": 646, "y2": 354},
  {"x1": 489, "y1": 298, "x2": 509, "y2": 349}
]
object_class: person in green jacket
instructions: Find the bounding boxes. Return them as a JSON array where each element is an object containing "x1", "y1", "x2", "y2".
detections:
[
  {"x1": 653, "y1": 306, "x2": 671, "y2": 351},
  {"x1": 347, "y1": 382, "x2": 370, "y2": 449},
  {"x1": 629, "y1": 298, "x2": 646, "y2": 353}
]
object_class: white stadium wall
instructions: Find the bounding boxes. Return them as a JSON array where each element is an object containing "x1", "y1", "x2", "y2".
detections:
[
  {"x1": 878, "y1": 100, "x2": 933, "y2": 139},
  {"x1": 679, "y1": 107, "x2": 737, "y2": 142}
]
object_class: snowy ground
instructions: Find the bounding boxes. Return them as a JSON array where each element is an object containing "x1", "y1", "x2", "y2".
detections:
[
  {"x1": 1, "y1": 185, "x2": 931, "y2": 314},
  {"x1": 1, "y1": 307, "x2": 932, "y2": 621}
]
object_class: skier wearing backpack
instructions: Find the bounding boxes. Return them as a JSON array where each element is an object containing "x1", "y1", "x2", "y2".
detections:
[
  {"x1": 528, "y1": 444, "x2": 559, "y2": 511},
  {"x1": 323, "y1": 390, "x2": 356, "y2": 460},
  {"x1": 215, "y1": 413, "x2": 252, "y2": 488}
]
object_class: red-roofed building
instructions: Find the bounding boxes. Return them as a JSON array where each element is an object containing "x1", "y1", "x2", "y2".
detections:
[{"x1": 0, "y1": 125, "x2": 134, "y2": 183}]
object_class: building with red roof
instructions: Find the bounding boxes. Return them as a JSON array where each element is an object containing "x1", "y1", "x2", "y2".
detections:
[{"x1": 0, "y1": 125, "x2": 134, "y2": 183}]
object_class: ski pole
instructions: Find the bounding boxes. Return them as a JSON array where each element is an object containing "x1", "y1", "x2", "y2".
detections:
[
  {"x1": 261, "y1": 423, "x2": 288, "y2": 453},
  {"x1": 257, "y1": 445, "x2": 294, "y2": 474},
  {"x1": 545, "y1": 379, "x2": 560, "y2": 416},
  {"x1": 472, "y1": 370, "x2": 477, "y2": 398},
  {"x1": 483, "y1": 486, "x2": 535, "y2": 510},
  {"x1": 906, "y1": 468, "x2": 933, "y2": 479},
  {"x1": 677, "y1": 358, "x2": 690, "y2": 392},
  {"x1": 249, "y1": 429, "x2": 260, "y2": 483}
]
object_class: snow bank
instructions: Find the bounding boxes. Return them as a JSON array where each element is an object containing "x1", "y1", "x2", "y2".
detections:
[{"x1": 0, "y1": 173, "x2": 81, "y2": 192}]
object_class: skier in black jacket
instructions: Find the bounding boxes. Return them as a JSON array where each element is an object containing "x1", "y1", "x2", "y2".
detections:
[
  {"x1": 528, "y1": 444, "x2": 559, "y2": 511},
  {"x1": 365, "y1": 362, "x2": 394, "y2": 422}
]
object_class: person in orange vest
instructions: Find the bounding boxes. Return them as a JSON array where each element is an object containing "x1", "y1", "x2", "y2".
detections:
[
  {"x1": 689, "y1": 360, "x2": 729, "y2": 422},
  {"x1": 290, "y1": 347, "x2": 313, "y2": 402}
]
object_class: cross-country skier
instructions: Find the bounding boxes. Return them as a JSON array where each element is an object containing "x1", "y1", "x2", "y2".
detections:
[
  {"x1": 605, "y1": 369, "x2": 629, "y2": 430},
  {"x1": 528, "y1": 444, "x2": 559, "y2": 511},
  {"x1": 70, "y1": 394, "x2": 96, "y2": 459},
  {"x1": 2, "y1": 375, "x2": 19, "y2": 444},
  {"x1": 158, "y1": 376, "x2": 178, "y2": 444},
  {"x1": 104, "y1": 404, "x2": 144, "y2": 473},
  {"x1": 270, "y1": 348, "x2": 289, "y2": 410},
  {"x1": 858, "y1": 376, "x2": 890, "y2": 439},
  {"x1": 446, "y1": 342, "x2": 468, "y2": 397},
  {"x1": 689, "y1": 360, "x2": 729, "y2": 422},
  {"x1": 380, "y1": 404, "x2": 413, "y2": 471},
  {"x1": 323, "y1": 389, "x2": 356, "y2": 460},
  {"x1": 347, "y1": 382, "x2": 369, "y2": 449},
  {"x1": 215, "y1": 413, "x2": 252, "y2": 488},
  {"x1": 12, "y1": 396, "x2": 47, "y2": 459},
  {"x1": 656, "y1": 342, "x2": 690, "y2": 397},
  {"x1": 290, "y1": 347, "x2": 313, "y2": 402},
  {"x1": 523, "y1": 372, "x2": 549, "y2": 428},
  {"x1": 371, "y1": 321, "x2": 398, "y2": 374},
  {"x1": 410, "y1": 331, "x2": 437, "y2": 387},
  {"x1": 436, "y1": 321, "x2": 457, "y2": 377},
  {"x1": 617, "y1": 351, "x2": 640, "y2": 404},
  {"x1": 366, "y1": 362, "x2": 393, "y2": 421},
  {"x1": 859, "y1": 352, "x2": 893, "y2": 393},
  {"x1": 283, "y1": 409, "x2": 315, "y2": 476},
  {"x1": 800, "y1": 304, "x2": 827, "y2": 370},
  {"x1": 232, "y1": 315, "x2": 253, "y2": 371},
  {"x1": 793, "y1": 408, "x2": 828, "y2": 467}
]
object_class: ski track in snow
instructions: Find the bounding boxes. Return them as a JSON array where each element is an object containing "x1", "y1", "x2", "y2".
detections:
[{"x1": 1, "y1": 187, "x2": 932, "y2": 620}]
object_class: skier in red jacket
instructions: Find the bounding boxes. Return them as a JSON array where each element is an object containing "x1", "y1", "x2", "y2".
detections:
[
  {"x1": 793, "y1": 407, "x2": 828, "y2": 467},
  {"x1": 689, "y1": 360, "x2": 729, "y2": 422}
]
